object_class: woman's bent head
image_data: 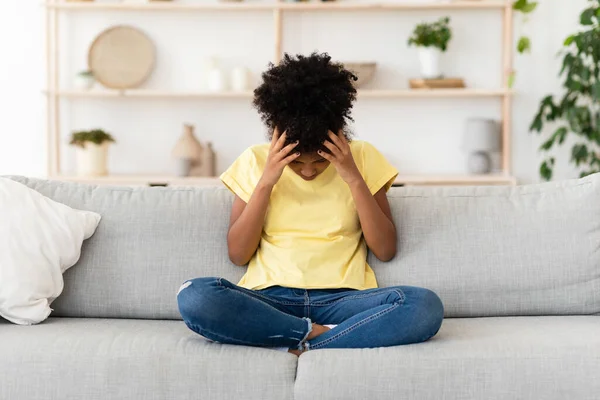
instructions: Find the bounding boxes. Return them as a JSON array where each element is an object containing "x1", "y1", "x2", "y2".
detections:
[{"x1": 253, "y1": 52, "x2": 358, "y2": 155}]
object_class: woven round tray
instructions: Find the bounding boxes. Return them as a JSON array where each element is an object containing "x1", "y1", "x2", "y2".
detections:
[{"x1": 88, "y1": 26, "x2": 155, "y2": 89}]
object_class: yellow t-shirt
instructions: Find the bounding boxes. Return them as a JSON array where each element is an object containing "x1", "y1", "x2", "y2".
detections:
[{"x1": 220, "y1": 140, "x2": 398, "y2": 290}]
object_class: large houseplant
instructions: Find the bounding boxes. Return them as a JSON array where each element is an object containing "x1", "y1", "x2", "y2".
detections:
[
  {"x1": 70, "y1": 129, "x2": 115, "y2": 177},
  {"x1": 408, "y1": 17, "x2": 452, "y2": 79},
  {"x1": 530, "y1": 0, "x2": 600, "y2": 180}
]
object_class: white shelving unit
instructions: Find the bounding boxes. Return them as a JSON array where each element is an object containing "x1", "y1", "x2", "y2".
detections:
[{"x1": 44, "y1": 0, "x2": 515, "y2": 187}]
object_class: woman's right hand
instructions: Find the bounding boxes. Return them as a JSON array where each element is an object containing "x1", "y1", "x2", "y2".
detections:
[{"x1": 260, "y1": 128, "x2": 300, "y2": 187}]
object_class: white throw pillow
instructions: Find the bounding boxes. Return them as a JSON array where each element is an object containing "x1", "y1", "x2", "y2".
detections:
[{"x1": 0, "y1": 178, "x2": 101, "y2": 325}]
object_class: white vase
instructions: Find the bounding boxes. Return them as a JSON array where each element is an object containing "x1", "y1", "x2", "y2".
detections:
[
  {"x1": 417, "y1": 47, "x2": 442, "y2": 79},
  {"x1": 230, "y1": 67, "x2": 250, "y2": 91},
  {"x1": 74, "y1": 75, "x2": 95, "y2": 91},
  {"x1": 75, "y1": 142, "x2": 109, "y2": 177},
  {"x1": 206, "y1": 58, "x2": 227, "y2": 92}
]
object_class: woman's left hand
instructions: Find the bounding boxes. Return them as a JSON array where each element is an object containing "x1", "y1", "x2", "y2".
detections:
[{"x1": 318, "y1": 130, "x2": 363, "y2": 185}]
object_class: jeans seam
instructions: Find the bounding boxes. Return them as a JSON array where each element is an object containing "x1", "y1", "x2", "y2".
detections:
[
  {"x1": 310, "y1": 287, "x2": 406, "y2": 306},
  {"x1": 305, "y1": 290, "x2": 310, "y2": 319},
  {"x1": 308, "y1": 290, "x2": 405, "y2": 350},
  {"x1": 218, "y1": 278, "x2": 305, "y2": 306},
  {"x1": 185, "y1": 322, "x2": 263, "y2": 347}
]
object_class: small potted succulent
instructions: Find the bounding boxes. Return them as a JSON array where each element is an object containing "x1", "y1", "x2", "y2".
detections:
[
  {"x1": 70, "y1": 129, "x2": 115, "y2": 177},
  {"x1": 74, "y1": 70, "x2": 95, "y2": 91},
  {"x1": 408, "y1": 17, "x2": 452, "y2": 79}
]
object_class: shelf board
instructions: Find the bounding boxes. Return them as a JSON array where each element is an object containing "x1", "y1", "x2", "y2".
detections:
[
  {"x1": 44, "y1": 0, "x2": 509, "y2": 11},
  {"x1": 46, "y1": 1, "x2": 509, "y2": 11},
  {"x1": 46, "y1": 89, "x2": 511, "y2": 99},
  {"x1": 48, "y1": 90, "x2": 254, "y2": 98},
  {"x1": 46, "y1": 2, "x2": 276, "y2": 11},
  {"x1": 395, "y1": 174, "x2": 516, "y2": 185},
  {"x1": 53, "y1": 175, "x2": 221, "y2": 186},
  {"x1": 358, "y1": 89, "x2": 511, "y2": 98},
  {"x1": 279, "y1": 1, "x2": 508, "y2": 10},
  {"x1": 51, "y1": 174, "x2": 516, "y2": 186}
]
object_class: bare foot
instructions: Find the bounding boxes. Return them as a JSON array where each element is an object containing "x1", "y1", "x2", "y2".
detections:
[
  {"x1": 288, "y1": 324, "x2": 331, "y2": 356},
  {"x1": 306, "y1": 323, "x2": 331, "y2": 340}
]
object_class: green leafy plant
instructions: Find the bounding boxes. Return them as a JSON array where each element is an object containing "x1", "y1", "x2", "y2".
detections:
[
  {"x1": 70, "y1": 129, "x2": 115, "y2": 148},
  {"x1": 509, "y1": 0, "x2": 538, "y2": 87},
  {"x1": 407, "y1": 17, "x2": 452, "y2": 52},
  {"x1": 530, "y1": 0, "x2": 600, "y2": 180}
]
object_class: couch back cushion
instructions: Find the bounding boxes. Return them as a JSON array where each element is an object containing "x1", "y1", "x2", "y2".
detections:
[
  {"x1": 8, "y1": 174, "x2": 600, "y2": 319},
  {"x1": 368, "y1": 174, "x2": 600, "y2": 317},
  {"x1": 8, "y1": 177, "x2": 242, "y2": 320}
]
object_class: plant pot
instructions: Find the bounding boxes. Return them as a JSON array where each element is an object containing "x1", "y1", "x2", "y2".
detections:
[
  {"x1": 417, "y1": 47, "x2": 442, "y2": 79},
  {"x1": 75, "y1": 142, "x2": 109, "y2": 177},
  {"x1": 74, "y1": 75, "x2": 95, "y2": 91}
]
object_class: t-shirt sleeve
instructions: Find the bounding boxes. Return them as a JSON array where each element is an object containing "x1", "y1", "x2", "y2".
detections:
[
  {"x1": 360, "y1": 141, "x2": 399, "y2": 194},
  {"x1": 219, "y1": 147, "x2": 260, "y2": 203}
]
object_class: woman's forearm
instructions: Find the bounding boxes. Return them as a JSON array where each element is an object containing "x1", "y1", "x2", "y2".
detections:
[
  {"x1": 348, "y1": 178, "x2": 397, "y2": 261},
  {"x1": 227, "y1": 180, "x2": 273, "y2": 265}
]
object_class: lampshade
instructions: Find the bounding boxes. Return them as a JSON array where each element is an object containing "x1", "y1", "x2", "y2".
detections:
[{"x1": 462, "y1": 119, "x2": 501, "y2": 152}]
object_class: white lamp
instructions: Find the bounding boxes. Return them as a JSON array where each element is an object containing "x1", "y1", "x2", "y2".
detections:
[{"x1": 462, "y1": 119, "x2": 501, "y2": 174}]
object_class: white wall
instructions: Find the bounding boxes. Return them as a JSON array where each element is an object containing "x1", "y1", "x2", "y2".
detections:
[
  {"x1": 0, "y1": 0, "x2": 588, "y2": 182},
  {"x1": 0, "y1": 1, "x2": 46, "y2": 177}
]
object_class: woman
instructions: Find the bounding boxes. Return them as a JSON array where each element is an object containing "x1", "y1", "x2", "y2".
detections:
[{"x1": 177, "y1": 52, "x2": 444, "y2": 355}]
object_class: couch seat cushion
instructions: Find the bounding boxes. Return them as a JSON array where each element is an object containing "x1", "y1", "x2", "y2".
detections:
[
  {"x1": 295, "y1": 316, "x2": 600, "y2": 400},
  {"x1": 0, "y1": 318, "x2": 296, "y2": 400}
]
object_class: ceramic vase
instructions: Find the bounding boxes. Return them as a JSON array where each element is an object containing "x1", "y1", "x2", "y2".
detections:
[
  {"x1": 172, "y1": 124, "x2": 203, "y2": 177},
  {"x1": 230, "y1": 67, "x2": 250, "y2": 91}
]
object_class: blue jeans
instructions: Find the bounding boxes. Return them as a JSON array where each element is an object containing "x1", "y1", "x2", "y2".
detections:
[{"x1": 177, "y1": 277, "x2": 444, "y2": 351}]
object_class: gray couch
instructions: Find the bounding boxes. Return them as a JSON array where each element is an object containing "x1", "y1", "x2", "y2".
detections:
[{"x1": 2, "y1": 174, "x2": 600, "y2": 400}]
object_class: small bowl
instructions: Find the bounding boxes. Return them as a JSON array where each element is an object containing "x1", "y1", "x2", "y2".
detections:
[{"x1": 344, "y1": 62, "x2": 377, "y2": 88}]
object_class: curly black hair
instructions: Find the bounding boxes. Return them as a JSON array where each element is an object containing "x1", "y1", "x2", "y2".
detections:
[{"x1": 253, "y1": 52, "x2": 358, "y2": 154}]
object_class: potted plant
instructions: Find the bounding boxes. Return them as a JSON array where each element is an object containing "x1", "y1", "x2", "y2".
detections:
[
  {"x1": 70, "y1": 129, "x2": 115, "y2": 177},
  {"x1": 530, "y1": 0, "x2": 600, "y2": 180},
  {"x1": 74, "y1": 70, "x2": 95, "y2": 91},
  {"x1": 408, "y1": 17, "x2": 452, "y2": 79}
]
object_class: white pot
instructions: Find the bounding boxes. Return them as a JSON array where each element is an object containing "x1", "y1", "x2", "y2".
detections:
[
  {"x1": 230, "y1": 67, "x2": 250, "y2": 91},
  {"x1": 74, "y1": 75, "x2": 95, "y2": 91},
  {"x1": 75, "y1": 142, "x2": 109, "y2": 177},
  {"x1": 207, "y1": 68, "x2": 227, "y2": 92},
  {"x1": 417, "y1": 47, "x2": 442, "y2": 79}
]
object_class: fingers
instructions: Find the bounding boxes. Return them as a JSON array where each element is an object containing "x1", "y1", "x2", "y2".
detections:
[
  {"x1": 273, "y1": 130, "x2": 287, "y2": 152},
  {"x1": 327, "y1": 130, "x2": 344, "y2": 148},
  {"x1": 277, "y1": 141, "x2": 299, "y2": 159},
  {"x1": 270, "y1": 127, "x2": 280, "y2": 148},
  {"x1": 282, "y1": 151, "x2": 301, "y2": 165},
  {"x1": 328, "y1": 130, "x2": 349, "y2": 153},
  {"x1": 322, "y1": 140, "x2": 342, "y2": 159},
  {"x1": 317, "y1": 149, "x2": 334, "y2": 162}
]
